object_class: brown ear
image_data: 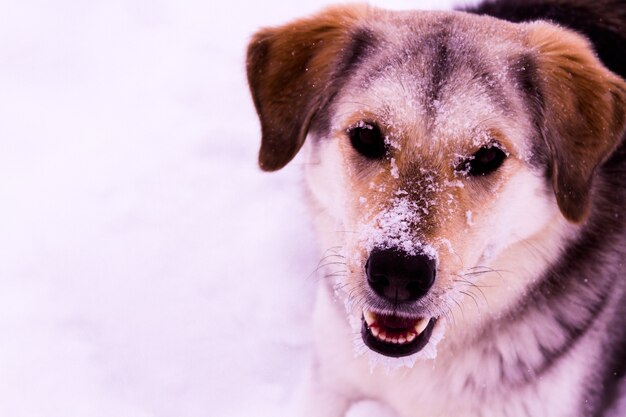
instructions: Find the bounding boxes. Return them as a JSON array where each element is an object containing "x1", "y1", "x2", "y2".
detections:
[
  {"x1": 526, "y1": 22, "x2": 626, "y2": 223},
  {"x1": 246, "y1": 5, "x2": 368, "y2": 171}
]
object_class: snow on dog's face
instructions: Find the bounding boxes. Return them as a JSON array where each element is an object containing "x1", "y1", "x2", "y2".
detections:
[{"x1": 246, "y1": 6, "x2": 626, "y2": 360}]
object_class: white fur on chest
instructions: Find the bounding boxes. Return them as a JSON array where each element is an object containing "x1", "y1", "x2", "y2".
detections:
[{"x1": 308, "y1": 281, "x2": 589, "y2": 417}]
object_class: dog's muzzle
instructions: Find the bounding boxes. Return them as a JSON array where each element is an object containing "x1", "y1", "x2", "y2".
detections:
[{"x1": 361, "y1": 248, "x2": 437, "y2": 357}]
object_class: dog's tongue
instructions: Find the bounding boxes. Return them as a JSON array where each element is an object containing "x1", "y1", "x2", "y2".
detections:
[{"x1": 377, "y1": 314, "x2": 417, "y2": 330}]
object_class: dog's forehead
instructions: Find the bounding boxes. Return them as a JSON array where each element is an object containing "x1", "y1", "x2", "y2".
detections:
[{"x1": 332, "y1": 11, "x2": 528, "y2": 150}]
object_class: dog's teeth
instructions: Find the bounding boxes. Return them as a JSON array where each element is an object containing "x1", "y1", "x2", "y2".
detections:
[
  {"x1": 378, "y1": 330, "x2": 387, "y2": 341},
  {"x1": 368, "y1": 315, "x2": 431, "y2": 344},
  {"x1": 414, "y1": 318, "x2": 430, "y2": 335},
  {"x1": 364, "y1": 310, "x2": 376, "y2": 326}
]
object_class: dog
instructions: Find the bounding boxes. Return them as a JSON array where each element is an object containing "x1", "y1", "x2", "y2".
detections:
[{"x1": 246, "y1": 0, "x2": 626, "y2": 416}]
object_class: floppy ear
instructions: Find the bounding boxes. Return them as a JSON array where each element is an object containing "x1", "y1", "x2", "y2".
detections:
[
  {"x1": 526, "y1": 22, "x2": 626, "y2": 223},
  {"x1": 246, "y1": 5, "x2": 368, "y2": 171}
]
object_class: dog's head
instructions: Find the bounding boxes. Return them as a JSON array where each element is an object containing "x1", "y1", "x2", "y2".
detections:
[{"x1": 246, "y1": 6, "x2": 626, "y2": 358}]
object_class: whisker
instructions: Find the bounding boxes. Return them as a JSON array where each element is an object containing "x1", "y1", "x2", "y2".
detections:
[
  {"x1": 317, "y1": 261, "x2": 348, "y2": 269},
  {"x1": 452, "y1": 278, "x2": 496, "y2": 289},
  {"x1": 308, "y1": 264, "x2": 347, "y2": 282},
  {"x1": 323, "y1": 272, "x2": 348, "y2": 280},
  {"x1": 463, "y1": 267, "x2": 507, "y2": 281},
  {"x1": 449, "y1": 297, "x2": 464, "y2": 322},
  {"x1": 459, "y1": 290, "x2": 482, "y2": 312}
]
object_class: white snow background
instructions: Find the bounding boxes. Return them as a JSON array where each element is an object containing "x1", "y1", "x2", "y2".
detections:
[{"x1": 0, "y1": 0, "x2": 456, "y2": 416}]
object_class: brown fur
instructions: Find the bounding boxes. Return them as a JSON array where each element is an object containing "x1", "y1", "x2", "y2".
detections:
[
  {"x1": 246, "y1": 5, "x2": 368, "y2": 171},
  {"x1": 526, "y1": 22, "x2": 626, "y2": 222}
]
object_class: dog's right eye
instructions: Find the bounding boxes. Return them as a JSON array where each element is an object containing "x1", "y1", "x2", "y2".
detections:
[{"x1": 348, "y1": 122, "x2": 386, "y2": 159}]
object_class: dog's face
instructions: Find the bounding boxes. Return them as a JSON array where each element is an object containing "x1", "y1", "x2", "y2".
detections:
[{"x1": 247, "y1": 6, "x2": 626, "y2": 358}]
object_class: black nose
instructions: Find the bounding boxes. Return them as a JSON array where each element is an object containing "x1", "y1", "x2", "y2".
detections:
[{"x1": 365, "y1": 248, "x2": 436, "y2": 303}]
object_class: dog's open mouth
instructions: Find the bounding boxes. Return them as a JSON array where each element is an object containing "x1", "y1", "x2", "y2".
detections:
[{"x1": 361, "y1": 310, "x2": 437, "y2": 357}]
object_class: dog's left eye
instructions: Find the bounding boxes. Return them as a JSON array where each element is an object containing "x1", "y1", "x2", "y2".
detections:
[
  {"x1": 347, "y1": 122, "x2": 386, "y2": 159},
  {"x1": 457, "y1": 145, "x2": 507, "y2": 176}
]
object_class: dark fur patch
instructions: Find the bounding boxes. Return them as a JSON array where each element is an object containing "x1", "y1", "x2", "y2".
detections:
[
  {"x1": 463, "y1": 0, "x2": 626, "y2": 79},
  {"x1": 341, "y1": 28, "x2": 377, "y2": 74},
  {"x1": 310, "y1": 28, "x2": 379, "y2": 139},
  {"x1": 421, "y1": 24, "x2": 514, "y2": 116},
  {"x1": 422, "y1": 23, "x2": 455, "y2": 108},
  {"x1": 508, "y1": 53, "x2": 550, "y2": 172}
]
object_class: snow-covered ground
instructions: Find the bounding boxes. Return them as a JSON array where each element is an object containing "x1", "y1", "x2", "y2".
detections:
[{"x1": 0, "y1": 1, "x2": 455, "y2": 416}]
